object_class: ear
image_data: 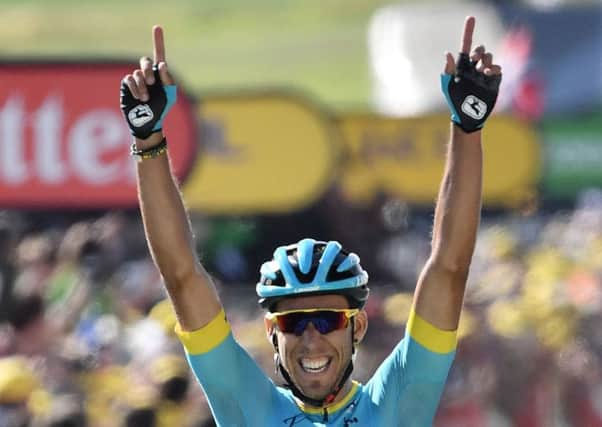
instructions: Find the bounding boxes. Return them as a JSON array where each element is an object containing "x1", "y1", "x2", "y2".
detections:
[{"x1": 353, "y1": 310, "x2": 369, "y2": 344}]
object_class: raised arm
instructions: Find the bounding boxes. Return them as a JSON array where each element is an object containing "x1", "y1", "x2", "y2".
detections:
[
  {"x1": 413, "y1": 17, "x2": 502, "y2": 330},
  {"x1": 120, "y1": 26, "x2": 222, "y2": 331}
]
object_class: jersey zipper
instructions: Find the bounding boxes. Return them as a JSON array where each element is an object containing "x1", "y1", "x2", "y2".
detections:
[{"x1": 322, "y1": 407, "x2": 328, "y2": 423}]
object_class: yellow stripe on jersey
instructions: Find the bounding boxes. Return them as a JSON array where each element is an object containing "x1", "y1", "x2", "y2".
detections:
[
  {"x1": 406, "y1": 309, "x2": 457, "y2": 354},
  {"x1": 174, "y1": 309, "x2": 231, "y2": 355}
]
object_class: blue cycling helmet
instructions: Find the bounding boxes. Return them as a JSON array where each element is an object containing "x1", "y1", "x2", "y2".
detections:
[{"x1": 256, "y1": 238, "x2": 369, "y2": 311}]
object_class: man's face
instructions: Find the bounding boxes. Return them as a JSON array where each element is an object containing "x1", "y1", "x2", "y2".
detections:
[{"x1": 267, "y1": 294, "x2": 366, "y2": 403}]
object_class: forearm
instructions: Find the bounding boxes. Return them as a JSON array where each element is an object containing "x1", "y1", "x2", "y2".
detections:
[
  {"x1": 431, "y1": 124, "x2": 483, "y2": 272},
  {"x1": 135, "y1": 133, "x2": 201, "y2": 284}
]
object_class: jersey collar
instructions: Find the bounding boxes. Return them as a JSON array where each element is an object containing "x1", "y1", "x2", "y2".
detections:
[{"x1": 296, "y1": 381, "x2": 360, "y2": 415}]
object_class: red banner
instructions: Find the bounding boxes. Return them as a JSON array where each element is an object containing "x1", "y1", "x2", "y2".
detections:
[{"x1": 0, "y1": 62, "x2": 198, "y2": 208}]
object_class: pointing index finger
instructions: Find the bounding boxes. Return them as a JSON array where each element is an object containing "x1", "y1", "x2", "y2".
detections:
[
  {"x1": 153, "y1": 25, "x2": 166, "y2": 64},
  {"x1": 461, "y1": 16, "x2": 475, "y2": 54}
]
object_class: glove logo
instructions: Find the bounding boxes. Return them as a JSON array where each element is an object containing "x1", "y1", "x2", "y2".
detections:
[
  {"x1": 128, "y1": 105, "x2": 154, "y2": 127},
  {"x1": 461, "y1": 95, "x2": 487, "y2": 120}
]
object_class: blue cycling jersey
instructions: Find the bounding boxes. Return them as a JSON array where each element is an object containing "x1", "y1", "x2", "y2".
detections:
[{"x1": 176, "y1": 309, "x2": 456, "y2": 427}]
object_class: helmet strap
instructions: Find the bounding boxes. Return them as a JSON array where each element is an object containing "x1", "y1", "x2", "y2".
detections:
[{"x1": 351, "y1": 318, "x2": 356, "y2": 354}]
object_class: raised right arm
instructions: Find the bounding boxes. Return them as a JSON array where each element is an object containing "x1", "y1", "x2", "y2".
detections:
[
  {"x1": 136, "y1": 132, "x2": 222, "y2": 331},
  {"x1": 123, "y1": 26, "x2": 222, "y2": 331}
]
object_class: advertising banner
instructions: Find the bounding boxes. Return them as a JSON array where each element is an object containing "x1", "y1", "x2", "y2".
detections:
[
  {"x1": 541, "y1": 114, "x2": 602, "y2": 199},
  {"x1": 337, "y1": 114, "x2": 540, "y2": 208},
  {"x1": 0, "y1": 62, "x2": 198, "y2": 208},
  {"x1": 182, "y1": 93, "x2": 340, "y2": 214}
]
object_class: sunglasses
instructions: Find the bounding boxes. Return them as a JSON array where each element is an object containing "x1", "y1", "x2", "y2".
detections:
[{"x1": 266, "y1": 308, "x2": 359, "y2": 336}]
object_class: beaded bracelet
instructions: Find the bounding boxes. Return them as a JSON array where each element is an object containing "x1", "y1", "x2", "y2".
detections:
[{"x1": 130, "y1": 137, "x2": 168, "y2": 162}]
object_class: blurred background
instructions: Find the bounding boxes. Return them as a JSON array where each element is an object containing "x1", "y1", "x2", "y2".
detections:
[{"x1": 1, "y1": 0, "x2": 601, "y2": 426}]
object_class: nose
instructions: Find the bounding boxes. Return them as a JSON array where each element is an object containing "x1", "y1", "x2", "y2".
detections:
[{"x1": 300, "y1": 321, "x2": 322, "y2": 343}]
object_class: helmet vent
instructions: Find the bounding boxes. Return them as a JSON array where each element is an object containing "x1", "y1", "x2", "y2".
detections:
[{"x1": 261, "y1": 269, "x2": 286, "y2": 287}]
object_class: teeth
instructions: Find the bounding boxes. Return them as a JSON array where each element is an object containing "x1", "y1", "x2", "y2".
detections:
[{"x1": 301, "y1": 357, "x2": 330, "y2": 373}]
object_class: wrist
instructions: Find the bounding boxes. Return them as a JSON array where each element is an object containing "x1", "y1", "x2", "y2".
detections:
[
  {"x1": 134, "y1": 131, "x2": 164, "y2": 151},
  {"x1": 452, "y1": 123, "x2": 481, "y2": 142},
  {"x1": 131, "y1": 136, "x2": 167, "y2": 162}
]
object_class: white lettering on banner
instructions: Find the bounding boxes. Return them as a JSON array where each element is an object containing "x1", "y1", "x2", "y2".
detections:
[
  {"x1": 69, "y1": 110, "x2": 131, "y2": 184},
  {"x1": 33, "y1": 95, "x2": 66, "y2": 183},
  {"x1": 0, "y1": 96, "x2": 28, "y2": 183},
  {"x1": 0, "y1": 94, "x2": 133, "y2": 186}
]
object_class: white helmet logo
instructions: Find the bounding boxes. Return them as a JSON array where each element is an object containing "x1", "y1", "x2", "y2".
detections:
[
  {"x1": 128, "y1": 105, "x2": 154, "y2": 127},
  {"x1": 461, "y1": 95, "x2": 487, "y2": 120}
]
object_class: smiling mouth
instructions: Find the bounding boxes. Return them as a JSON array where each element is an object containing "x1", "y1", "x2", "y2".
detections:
[{"x1": 300, "y1": 357, "x2": 332, "y2": 374}]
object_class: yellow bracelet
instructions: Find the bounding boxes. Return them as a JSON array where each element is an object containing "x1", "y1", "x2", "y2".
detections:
[{"x1": 130, "y1": 137, "x2": 168, "y2": 162}]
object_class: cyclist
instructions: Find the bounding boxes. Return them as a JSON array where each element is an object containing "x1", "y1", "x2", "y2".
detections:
[{"x1": 120, "y1": 16, "x2": 501, "y2": 426}]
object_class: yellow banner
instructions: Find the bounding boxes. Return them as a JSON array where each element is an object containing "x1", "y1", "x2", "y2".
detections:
[
  {"x1": 337, "y1": 114, "x2": 540, "y2": 207},
  {"x1": 182, "y1": 93, "x2": 340, "y2": 214}
]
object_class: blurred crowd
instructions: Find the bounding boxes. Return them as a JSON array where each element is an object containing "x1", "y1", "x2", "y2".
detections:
[{"x1": 0, "y1": 189, "x2": 601, "y2": 427}]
